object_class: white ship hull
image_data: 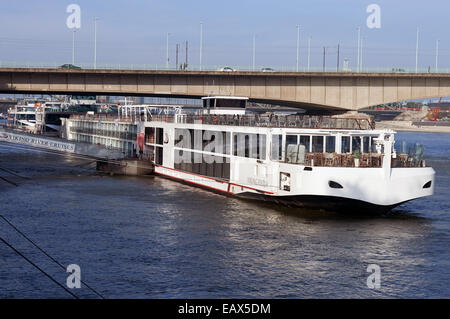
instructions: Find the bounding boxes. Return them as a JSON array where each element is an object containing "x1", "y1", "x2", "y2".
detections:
[{"x1": 154, "y1": 164, "x2": 435, "y2": 213}]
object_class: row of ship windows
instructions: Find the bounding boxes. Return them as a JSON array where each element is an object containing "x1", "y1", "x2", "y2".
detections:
[
  {"x1": 70, "y1": 127, "x2": 137, "y2": 140},
  {"x1": 284, "y1": 134, "x2": 377, "y2": 154},
  {"x1": 174, "y1": 151, "x2": 231, "y2": 180},
  {"x1": 149, "y1": 128, "x2": 379, "y2": 161},
  {"x1": 70, "y1": 120, "x2": 138, "y2": 133},
  {"x1": 74, "y1": 133, "x2": 135, "y2": 155},
  {"x1": 173, "y1": 129, "x2": 267, "y2": 160}
]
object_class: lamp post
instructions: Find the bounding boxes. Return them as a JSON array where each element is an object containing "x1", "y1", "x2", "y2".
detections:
[
  {"x1": 357, "y1": 26, "x2": 361, "y2": 72},
  {"x1": 72, "y1": 30, "x2": 76, "y2": 65},
  {"x1": 415, "y1": 27, "x2": 419, "y2": 73},
  {"x1": 166, "y1": 32, "x2": 170, "y2": 69},
  {"x1": 337, "y1": 43, "x2": 340, "y2": 72},
  {"x1": 435, "y1": 39, "x2": 439, "y2": 73},
  {"x1": 252, "y1": 34, "x2": 256, "y2": 71},
  {"x1": 360, "y1": 37, "x2": 364, "y2": 72},
  {"x1": 94, "y1": 18, "x2": 98, "y2": 69},
  {"x1": 307, "y1": 36, "x2": 311, "y2": 71},
  {"x1": 199, "y1": 22, "x2": 203, "y2": 71},
  {"x1": 176, "y1": 43, "x2": 179, "y2": 69},
  {"x1": 296, "y1": 25, "x2": 300, "y2": 72}
]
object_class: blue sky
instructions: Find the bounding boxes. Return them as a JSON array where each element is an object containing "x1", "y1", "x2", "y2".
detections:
[{"x1": 0, "y1": 0, "x2": 449, "y2": 70}]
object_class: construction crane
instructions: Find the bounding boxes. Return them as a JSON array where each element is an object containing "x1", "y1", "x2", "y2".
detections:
[{"x1": 430, "y1": 97, "x2": 441, "y2": 121}]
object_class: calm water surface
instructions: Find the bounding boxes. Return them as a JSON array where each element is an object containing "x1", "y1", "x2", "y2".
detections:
[{"x1": 0, "y1": 132, "x2": 449, "y2": 298}]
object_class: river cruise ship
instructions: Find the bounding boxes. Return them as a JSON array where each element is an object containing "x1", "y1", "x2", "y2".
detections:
[{"x1": 134, "y1": 96, "x2": 435, "y2": 213}]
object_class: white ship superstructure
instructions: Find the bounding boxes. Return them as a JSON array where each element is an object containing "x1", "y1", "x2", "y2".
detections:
[{"x1": 141, "y1": 97, "x2": 435, "y2": 213}]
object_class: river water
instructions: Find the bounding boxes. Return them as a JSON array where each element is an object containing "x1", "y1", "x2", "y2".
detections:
[{"x1": 0, "y1": 132, "x2": 449, "y2": 298}]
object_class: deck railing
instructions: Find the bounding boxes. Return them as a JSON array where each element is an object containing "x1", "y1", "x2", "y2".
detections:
[
  {"x1": 69, "y1": 113, "x2": 375, "y2": 130},
  {"x1": 297, "y1": 152, "x2": 383, "y2": 168},
  {"x1": 150, "y1": 114, "x2": 375, "y2": 130},
  {"x1": 69, "y1": 127, "x2": 137, "y2": 141},
  {"x1": 282, "y1": 151, "x2": 423, "y2": 168}
]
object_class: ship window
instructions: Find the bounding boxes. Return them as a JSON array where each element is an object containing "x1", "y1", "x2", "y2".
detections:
[
  {"x1": 156, "y1": 128, "x2": 164, "y2": 145},
  {"x1": 215, "y1": 99, "x2": 246, "y2": 108},
  {"x1": 341, "y1": 136, "x2": 350, "y2": 153},
  {"x1": 370, "y1": 136, "x2": 377, "y2": 152},
  {"x1": 175, "y1": 128, "x2": 191, "y2": 148},
  {"x1": 258, "y1": 134, "x2": 266, "y2": 160},
  {"x1": 326, "y1": 136, "x2": 336, "y2": 153},
  {"x1": 299, "y1": 135, "x2": 310, "y2": 152},
  {"x1": 202, "y1": 130, "x2": 230, "y2": 155},
  {"x1": 192, "y1": 129, "x2": 202, "y2": 151},
  {"x1": 233, "y1": 133, "x2": 266, "y2": 160},
  {"x1": 203, "y1": 99, "x2": 211, "y2": 108},
  {"x1": 145, "y1": 127, "x2": 155, "y2": 144},
  {"x1": 244, "y1": 135, "x2": 250, "y2": 158},
  {"x1": 174, "y1": 150, "x2": 230, "y2": 180},
  {"x1": 224, "y1": 132, "x2": 231, "y2": 155},
  {"x1": 352, "y1": 136, "x2": 361, "y2": 152},
  {"x1": 363, "y1": 136, "x2": 370, "y2": 153},
  {"x1": 203, "y1": 131, "x2": 214, "y2": 150},
  {"x1": 312, "y1": 136, "x2": 324, "y2": 153},
  {"x1": 271, "y1": 134, "x2": 282, "y2": 161},
  {"x1": 286, "y1": 135, "x2": 297, "y2": 146},
  {"x1": 329, "y1": 181, "x2": 343, "y2": 189},
  {"x1": 174, "y1": 129, "x2": 182, "y2": 145},
  {"x1": 155, "y1": 146, "x2": 163, "y2": 165}
]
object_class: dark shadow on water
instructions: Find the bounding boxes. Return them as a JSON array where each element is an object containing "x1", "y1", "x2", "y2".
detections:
[
  {"x1": 242, "y1": 197, "x2": 430, "y2": 222},
  {"x1": 136, "y1": 174, "x2": 431, "y2": 223}
]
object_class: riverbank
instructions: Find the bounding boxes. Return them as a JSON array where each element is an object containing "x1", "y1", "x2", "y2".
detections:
[{"x1": 376, "y1": 120, "x2": 450, "y2": 133}]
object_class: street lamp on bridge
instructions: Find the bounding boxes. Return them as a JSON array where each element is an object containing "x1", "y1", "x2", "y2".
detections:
[
  {"x1": 307, "y1": 36, "x2": 311, "y2": 72},
  {"x1": 357, "y1": 26, "x2": 361, "y2": 73},
  {"x1": 94, "y1": 17, "x2": 99, "y2": 69},
  {"x1": 252, "y1": 34, "x2": 256, "y2": 71},
  {"x1": 166, "y1": 33, "x2": 171, "y2": 69},
  {"x1": 200, "y1": 22, "x2": 203, "y2": 71},
  {"x1": 72, "y1": 30, "x2": 77, "y2": 65},
  {"x1": 296, "y1": 25, "x2": 301, "y2": 72},
  {"x1": 415, "y1": 27, "x2": 419, "y2": 73},
  {"x1": 435, "y1": 39, "x2": 440, "y2": 73}
]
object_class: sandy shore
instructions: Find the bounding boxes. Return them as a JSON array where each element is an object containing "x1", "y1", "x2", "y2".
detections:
[{"x1": 376, "y1": 121, "x2": 450, "y2": 133}]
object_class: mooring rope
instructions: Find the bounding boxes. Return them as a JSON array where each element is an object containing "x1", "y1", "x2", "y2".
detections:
[
  {"x1": 0, "y1": 215, "x2": 105, "y2": 299},
  {"x1": 0, "y1": 175, "x2": 18, "y2": 187},
  {"x1": 0, "y1": 236, "x2": 79, "y2": 299},
  {"x1": 0, "y1": 166, "x2": 30, "y2": 179}
]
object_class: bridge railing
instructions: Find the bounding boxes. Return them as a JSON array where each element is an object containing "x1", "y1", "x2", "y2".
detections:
[{"x1": 1, "y1": 60, "x2": 450, "y2": 74}]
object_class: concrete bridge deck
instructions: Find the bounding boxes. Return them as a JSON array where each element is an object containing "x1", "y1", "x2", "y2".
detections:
[{"x1": 1, "y1": 67, "x2": 450, "y2": 112}]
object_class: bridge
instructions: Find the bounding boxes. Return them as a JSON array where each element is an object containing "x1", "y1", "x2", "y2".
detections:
[{"x1": 1, "y1": 67, "x2": 449, "y2": 112}]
